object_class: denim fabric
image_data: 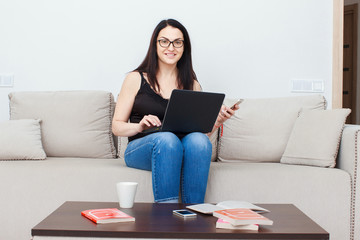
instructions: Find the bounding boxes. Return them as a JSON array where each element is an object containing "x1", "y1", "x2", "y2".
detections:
[{"x1": 124, "y1": 132, "x2": 212, "y2": 203}]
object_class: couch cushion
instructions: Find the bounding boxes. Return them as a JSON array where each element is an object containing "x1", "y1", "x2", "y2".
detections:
[
  {"x1": 9, "y1": 91, "x2": 116, "y2": 158},
  {"x1": 0, "y1": 157, "x2": 153, "y2": 240},
  {"x1": 0, "y1": 119, "x2": 46, "y2": 160},
  {"x1": 205, "y1": 162, "x2": 351, "y2": 240},
  {"x1": 218, "y1": 95, "x2": 326, "y2": 162},
  {"x1": 281, "y1": 109, "x2": 351, "y2": 167}
]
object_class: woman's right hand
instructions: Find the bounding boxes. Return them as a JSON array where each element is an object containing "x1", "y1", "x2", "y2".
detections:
[{"x1": 138, "y1": 114, "x2": 162, "y2": 132}]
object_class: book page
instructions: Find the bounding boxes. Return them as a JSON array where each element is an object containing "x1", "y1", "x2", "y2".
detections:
[
  {"x1": 216, "y1": 201, "x2": 269, "y2": 213},
  {"x1": 186, "y1": 203, "x2": 224, "y2": 214}
]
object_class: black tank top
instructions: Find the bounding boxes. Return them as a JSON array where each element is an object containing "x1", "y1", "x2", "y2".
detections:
[{"x1": 128, "y1": 72, "x2": 169, "y2": 142}]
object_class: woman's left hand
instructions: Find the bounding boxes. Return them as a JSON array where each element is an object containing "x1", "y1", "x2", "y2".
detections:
[{"x1": 214, "y1": 104, "x2": 239, "y2": 128}]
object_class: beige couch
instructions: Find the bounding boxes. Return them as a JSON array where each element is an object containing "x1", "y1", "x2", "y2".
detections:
[{"x1": 0, "y1": 91, "x2": 358, "y2": 240}]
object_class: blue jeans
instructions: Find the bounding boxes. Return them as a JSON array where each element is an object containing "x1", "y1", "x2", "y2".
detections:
[{"x1": 124, "y1": 132, "x2": 212, "y2": 203}]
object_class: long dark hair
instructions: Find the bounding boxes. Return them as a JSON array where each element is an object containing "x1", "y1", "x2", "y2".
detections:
[{"x1": 134, "y1": 19, "x2": 197, "y2": 92}]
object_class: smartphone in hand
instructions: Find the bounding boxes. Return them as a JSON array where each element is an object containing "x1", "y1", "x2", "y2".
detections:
[{"x1": 230, "y1": 99, "x2": 244, "y2": 110}]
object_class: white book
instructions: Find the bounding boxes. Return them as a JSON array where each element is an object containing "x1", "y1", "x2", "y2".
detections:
[{"x1": 186, "y1": 200, "x2": 269, "y2": 214}]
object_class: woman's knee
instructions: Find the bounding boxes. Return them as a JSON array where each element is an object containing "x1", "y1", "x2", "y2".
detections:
[
  {"x1": 183, "y1": 132, "x2": 211, "y2": 151},
  {"x1": 153, "y1": 132, "x2": 183, "y2": 155}
]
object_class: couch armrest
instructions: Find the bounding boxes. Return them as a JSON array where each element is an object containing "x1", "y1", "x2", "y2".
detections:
[{"x1": 337, "y1": 124, "x2": 360, "y2": 240}]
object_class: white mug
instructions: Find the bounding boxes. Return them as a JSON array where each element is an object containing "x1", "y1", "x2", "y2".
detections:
[{"x1": 116, "y1": 182, "x2": 138, "y2": 208}]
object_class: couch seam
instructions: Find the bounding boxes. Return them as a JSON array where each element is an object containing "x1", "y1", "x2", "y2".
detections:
[
  {"x1": 108, "y1": 93, "x2": 116, "y2": 158},
  {"x1": 217, "y1": 125, "x2": 223, "y2": 161},
  {"x1": 215, "y1": 127, "x2": 220, "y2": 161},
  {"x1": 322, "y1": 95, "x2": 327, "y2": 110},
  {"x1": 8, "y1": 93, "x2": 13, "y2": 119},
  {"x1": 350, "y1": 129, "x2": 359, "y2": 240},
  {"x1": 334, "y1": 119, "x2": 350, "y2": 168},
  {"x1": 117, "y1": 136, "x2": 121, "y2": 158},
  {"x1": 0, "y1": 158, "x2": 44, "y2": 161}
]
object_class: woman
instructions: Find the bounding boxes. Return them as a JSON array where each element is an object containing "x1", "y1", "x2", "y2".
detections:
[{"x1": 112, "y1": 19, "x2": 238, "y2": 204}]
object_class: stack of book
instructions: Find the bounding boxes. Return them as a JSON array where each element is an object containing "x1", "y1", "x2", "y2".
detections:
[
  {"x1": 213, "y1": 208, "x2": 273, "y2": 230},
  {"x1": 186, "y1": 201, "x2": 273, "y2": 230}
]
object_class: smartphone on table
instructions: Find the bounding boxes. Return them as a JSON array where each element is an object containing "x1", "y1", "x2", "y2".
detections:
[{"x1": 173, "y1": 209, "x2": 197, "y2": 218}]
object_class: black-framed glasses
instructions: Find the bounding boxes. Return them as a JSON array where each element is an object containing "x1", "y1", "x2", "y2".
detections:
[{"x1": 158, "y1": 38, "x2": 184, "y2": 48}]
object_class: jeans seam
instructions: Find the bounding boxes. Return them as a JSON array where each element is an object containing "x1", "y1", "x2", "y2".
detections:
[
  {"x1": 152, "y1": 142, "x2": 158, "y2": 201},
  {"x1": 181, "y1": 168, "x2": 186, "y2": 203},
  {"x1": 156, "y1": 197, "x2": 179, "y2": 202},
  {"x1": 124, "y1": 142, "x2": 154, "y2": 157},
  {"x1": 151, "y1": 133, "x2": 182, "y2": 202},
  {"x1": 125, "y1": 139, "x2": 161, "y2": 200}
]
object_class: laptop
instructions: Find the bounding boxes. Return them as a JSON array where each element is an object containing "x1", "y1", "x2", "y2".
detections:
[{"x1": 143, "y1": 89, "x2": 225, "y2": 134}]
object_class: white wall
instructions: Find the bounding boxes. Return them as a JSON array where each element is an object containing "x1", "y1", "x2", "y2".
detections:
[
  {"x1": 0, "y1": 0, "x2": 333, "y2": 121},
  {"x1": 344, "y1": 0, "x2": 360, "y2": 123}
]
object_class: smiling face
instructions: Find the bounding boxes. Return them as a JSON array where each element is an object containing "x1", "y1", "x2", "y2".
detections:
[{"x1": 156, "y1": 26, "x2": 184, "y2": 67}]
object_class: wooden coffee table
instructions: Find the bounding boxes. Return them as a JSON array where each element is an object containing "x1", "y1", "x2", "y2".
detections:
[{"x1": 32, "y1": 201, "x2": 329, "y2": 240}]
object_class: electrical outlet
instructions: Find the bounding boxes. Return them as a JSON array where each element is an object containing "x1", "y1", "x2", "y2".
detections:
[
  {"x1": 0, "y1": 74, "x2": 14, "y2": 87},
  {"x1": 291, "y1": 79, "x2": 324, "y2": 93}
]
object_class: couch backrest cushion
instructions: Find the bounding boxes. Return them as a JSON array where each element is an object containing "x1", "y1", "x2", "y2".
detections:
[
  {"x1": 9, "y1": 91, "x2": 116, "y2": 158},
  {"x1": 281, "y1": 108, "x2": 351, "y2": 167},
  {"x1": 218, "y1": 95, "x2": 326, "y2": 163}
]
